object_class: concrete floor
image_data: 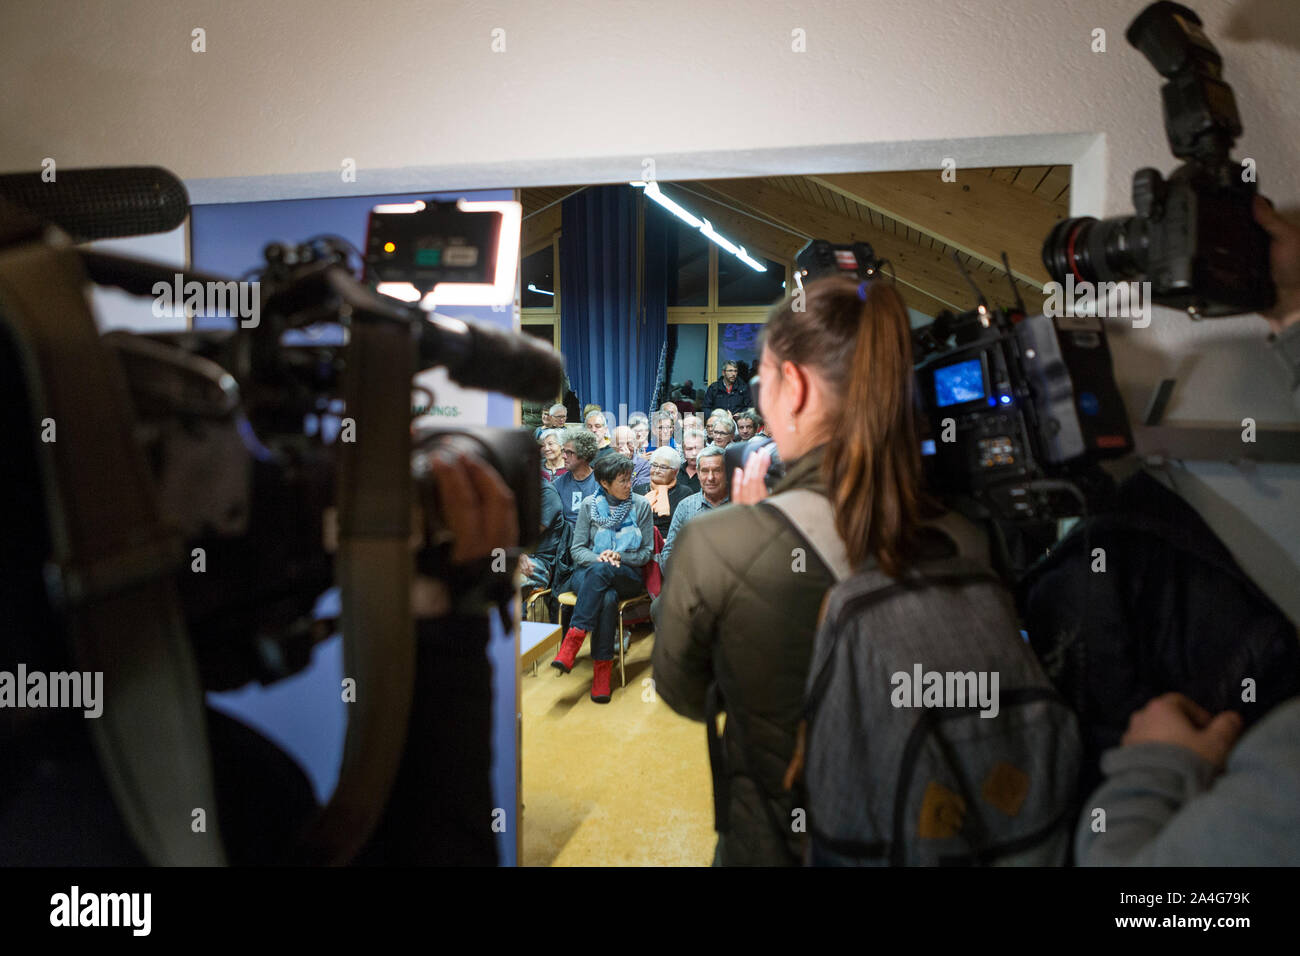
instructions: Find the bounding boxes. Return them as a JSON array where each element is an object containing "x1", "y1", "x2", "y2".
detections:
[{"x1": 520, "y1": 625, "x2": 716, "y2": 866}]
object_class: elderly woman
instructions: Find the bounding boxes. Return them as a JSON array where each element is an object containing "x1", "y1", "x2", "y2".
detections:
[
  {"x1": 552, "y1": 454, "x2": 654, "y2": 703},
  {"x1": 707, "y1": 413, "x2": 737, "y2": 449},
  {"x1": 538, "y1": 427, "x2": 567, "y2": 481},
  {"x1": 633, "y1": 446, "x2": 693, "y2": 538}
]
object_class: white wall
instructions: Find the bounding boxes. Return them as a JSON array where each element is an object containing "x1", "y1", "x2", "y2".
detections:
[{"x1": 4, "y1": 0, "x2": 1299, "y2": 615}]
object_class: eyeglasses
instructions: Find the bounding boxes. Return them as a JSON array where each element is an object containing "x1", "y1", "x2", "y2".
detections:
[
  {"x1": 649, "y1": 463, "x2": 674, "y2": 471},
  {"x1": 562, "y1": 449, "x2": 577, "y2": 457}
]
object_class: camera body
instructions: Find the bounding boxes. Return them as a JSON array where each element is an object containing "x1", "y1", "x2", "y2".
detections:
[
  {"x1": 1042, "y1": 1, "x2": 1275, "y2": 318},
  {"x1": 914, "y1": 308, "x2": 1132, "y2": 521}
]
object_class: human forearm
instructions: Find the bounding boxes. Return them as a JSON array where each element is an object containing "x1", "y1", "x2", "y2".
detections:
[{"x1": 1075, "y1": 742, "x2": 1215, "y2": 866}]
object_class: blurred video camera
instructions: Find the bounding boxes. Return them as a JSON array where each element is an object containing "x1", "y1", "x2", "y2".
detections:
[
  {"x1": 0, "y1": 169, "x2": 563, "y2": 865},
  {"x1": 1041, "y1": 1, "x2": 1275, "y2": 318}
]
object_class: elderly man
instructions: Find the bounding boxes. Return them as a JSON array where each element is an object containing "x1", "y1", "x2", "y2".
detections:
[
  {"x1": 702, "y1": 361, "x2": 751, "y2": 420},
  {"x1": 534, "y1": 403, "x2": 567, "y2": 440},
  {"x1": 659, "y1": 402, "x2": 680, "y2": 434},
  {"x1": 553, "y1": 428, "x2": 601, "y2": 524},
  {"x1": 612, "y1": 425, "x2": 652, "y2": 485},
  {"x1": 677, "y1": 427, "x2": 707, "y2": 494},
  {"x1": 586, "y1": 409, "x2": 616, "y2": 460},
  {"x1": 659, "y1": 444, "x2": 729, "y2": 572}
]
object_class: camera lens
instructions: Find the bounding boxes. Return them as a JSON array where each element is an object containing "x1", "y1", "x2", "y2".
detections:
[{"x1": 1042, "y1": 215, "x2": 1149, "y2": 286}]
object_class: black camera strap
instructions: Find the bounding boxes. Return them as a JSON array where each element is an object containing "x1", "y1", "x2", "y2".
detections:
[
  {"x1": 0, "y1": 237, "x2": 226, "y2": 865},
  {"x1": 295, "y1": 312, "x2": 417, "y2": 864}
]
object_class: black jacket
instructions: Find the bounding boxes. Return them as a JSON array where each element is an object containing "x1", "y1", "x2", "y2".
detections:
[
  {"x1": 653, "y1": 445, "x2": 835, "y2": 865},
  {"x1": 632, "y1": 479, "x2": 694, "y2": 538},
  {"x1": 1018, "y1": 469, "x2": 1300, "y2": 803},
  {"x1": 702, "y1": 377, "x2": 751, "y2": 419}
]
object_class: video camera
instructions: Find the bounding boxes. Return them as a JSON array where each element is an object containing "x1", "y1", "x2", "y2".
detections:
[
  {"x1": 0, "y1": 171, "x2": 564, "y2": 865},
  {"x1": 1042, "y1": 1, "x2": 1275, "y2": 318},
  {"x1": 796, "y1": 240, "x2": 1132, "y2": 522}
]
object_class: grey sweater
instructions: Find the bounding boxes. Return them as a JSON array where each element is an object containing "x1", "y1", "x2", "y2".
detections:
[
  {"x1": 1075, "y1": 697, "x2": 1300, "y2": 865},
  {"x1": 570, "y1": 492, "x2": 654, "y2": 569}
]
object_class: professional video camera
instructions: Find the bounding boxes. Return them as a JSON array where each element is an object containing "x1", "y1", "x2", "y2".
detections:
[
  {"x1": 796, "y1": 239, "x2": 1132, "y2": 523},
  {"x1": 0, "y1": 167, "x2": 563, "y2": 866},
  {"x1": 1042, "y1": 1, "x2": 1275, "y2": 318}
]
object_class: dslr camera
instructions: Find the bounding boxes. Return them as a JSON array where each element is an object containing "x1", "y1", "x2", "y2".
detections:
[{"x1": 1042, "y1": 1, "x2": 1275, "y2": 318}]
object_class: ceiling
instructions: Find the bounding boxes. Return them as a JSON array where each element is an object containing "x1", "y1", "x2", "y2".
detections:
[{"x1": 521, "y1": 166, "x2": 1070, "y2": 318}]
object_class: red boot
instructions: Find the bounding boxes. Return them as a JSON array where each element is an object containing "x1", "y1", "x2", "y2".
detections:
[
  {"x1": 552, "y1": 627, "x2": 587, "y2": 674},
  {"x1": 590, "y1": 659, "x2": 613, "y2": 703}
]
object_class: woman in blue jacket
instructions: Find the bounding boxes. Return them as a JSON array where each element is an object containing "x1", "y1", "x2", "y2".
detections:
[{"x1": 552, "y1": 454, "x2": 654, "y2": 702}]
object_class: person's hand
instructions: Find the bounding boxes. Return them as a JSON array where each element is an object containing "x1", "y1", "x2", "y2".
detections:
[
  {"x1": 518, "y1": 553, "x2": 533, "y2": 577},
  {"x1": 1253, "y1": 196, "x2": 1300, "y2": 334},
  {"x1": 1121, "y1": 692, "x2": 1244, "y2": 770},
  {"x1": 425, "y1": 450, "x2": 519, "y2": 564},
  {"x1": 731, "y1": 444, "x2": 774, "y2": 504},
  {"x1": 598, "y1": 549, "x2": 618, "y2": 564}
]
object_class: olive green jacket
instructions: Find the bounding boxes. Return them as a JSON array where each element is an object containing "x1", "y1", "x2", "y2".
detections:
[{"x1": 652, "y1": 445, "x2": 838, "y2": 866}]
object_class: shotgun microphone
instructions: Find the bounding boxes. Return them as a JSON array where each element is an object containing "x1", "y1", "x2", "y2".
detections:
[{"x1": 0, "y1": 166, "x2": 189, "y2": 241}]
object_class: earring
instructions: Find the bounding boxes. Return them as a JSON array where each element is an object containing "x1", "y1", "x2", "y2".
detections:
[{"x1": 788, "y1": 419, "x2": 797, "y2": 433}]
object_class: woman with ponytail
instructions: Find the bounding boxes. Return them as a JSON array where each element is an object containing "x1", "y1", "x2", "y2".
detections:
[{"x1": 653, "y1": 276, "x2": 939, "y2": 865}]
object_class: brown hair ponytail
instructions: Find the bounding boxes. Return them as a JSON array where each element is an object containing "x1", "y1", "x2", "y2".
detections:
[{"x1": 763, "y1": 277, "x2": 928, "y2": 576}]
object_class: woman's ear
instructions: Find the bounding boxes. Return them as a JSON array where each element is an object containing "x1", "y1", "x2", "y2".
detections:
[{"x1": 781, "y1": 359, "x2": 807, "y2": 415}]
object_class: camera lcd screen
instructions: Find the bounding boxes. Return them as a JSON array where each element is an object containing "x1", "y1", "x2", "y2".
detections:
[{"x1": 934, "y1": 358, "x2": 986, "y2": 407}]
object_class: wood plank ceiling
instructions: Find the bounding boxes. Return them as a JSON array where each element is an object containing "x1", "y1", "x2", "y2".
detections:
[{"x1": 521, "y1": 167, "x2": 1070, "y2": 317}]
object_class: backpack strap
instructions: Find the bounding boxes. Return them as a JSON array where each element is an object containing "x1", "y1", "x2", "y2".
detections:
[{"x1": 763, "y1": 489, "x2": 850, "y2": 582}]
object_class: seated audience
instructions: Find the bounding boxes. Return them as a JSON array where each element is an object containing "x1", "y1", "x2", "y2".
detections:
[
  {"x1": 586, "y1": 409, "x2": 613, "y2": 450},
  {"x1": 553, "y1": 428, "x2": 600, "y2": 524},
  {"x1": 677, "y1": 427, "x2": 707, "y2": 493},
  {"x1": 734, "y1": 408, "x2": 761, "y2": 441},
  {"x1": 659, "y1": 443, "x2": 730, "y2": 571},
  {"x1": 633, "y1": 446, "x2": 692, "y2": 537},
  {"x1": 1075, "y1": 692, "x2": 1300, "y2": 865},
  {"x1": 628, "y1": 413, "x2": 652, "y2": 456},
  {"x1": 682, "y1": 414, "x2": 703, "y2": 433},
  {"x1": 519, "y1": 478, "x2": 567, "y2": 595},
  {"x1": 534, "y1": 403, "x2": 567, "y2": 440},
  {"x1": 538, "y1": 427, "x2": 567, "y2": 481},
  {"x1": 551, "y1": 455, "x2": 654, "y2": 703},
  {"x1": 659, "y1": 401, "x2": 680, "y2": 433},
  {"x1": 707, "y1": 414, "x2": 736, "y2": 450},
  {"x1": 651, "y1": 410, "x2": 677, "y2": 450},
  {"x1": 613, "y1": 425, "x2": 652, "y2": 485}
]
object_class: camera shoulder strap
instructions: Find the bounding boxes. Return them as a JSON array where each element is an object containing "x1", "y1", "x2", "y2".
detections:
[
  {"x1": 295, "y1": 313, "x2": 416, "y2": 864},
  {"x1": 0, "y1": 237, "x2": 226, "y2": 865}
]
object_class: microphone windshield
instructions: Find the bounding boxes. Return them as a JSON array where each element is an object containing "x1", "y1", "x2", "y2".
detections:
[{"x1": 0, "y1": 166, "x2": 189, "y2": 241}]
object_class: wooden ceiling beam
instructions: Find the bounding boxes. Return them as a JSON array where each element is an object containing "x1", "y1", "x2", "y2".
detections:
[
  {"x1": 697, "y1": 178, "x2": 1043, "y2": 316},
  {"x1": 807, "y1": 170, "x2": 1065, "y2": 289}
]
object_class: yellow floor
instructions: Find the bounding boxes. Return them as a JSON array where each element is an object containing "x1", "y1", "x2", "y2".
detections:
[{"x1": 520, "y1": 626, "x2": 716, "y2": 866}]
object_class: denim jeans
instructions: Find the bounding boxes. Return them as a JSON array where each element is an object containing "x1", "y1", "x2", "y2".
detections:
[{"x1": 568, "y1": 561, "x2": 644, "y2": 660}]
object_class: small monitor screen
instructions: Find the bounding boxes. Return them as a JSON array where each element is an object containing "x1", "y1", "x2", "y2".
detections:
[{"x1": 934, "y1": 358, "x2": 985, "y2": 407}]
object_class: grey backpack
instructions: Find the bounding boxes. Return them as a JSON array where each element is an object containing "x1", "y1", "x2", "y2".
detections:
[{"x1": 782, "y1": 493, "x2": 1081, "y2": 866}]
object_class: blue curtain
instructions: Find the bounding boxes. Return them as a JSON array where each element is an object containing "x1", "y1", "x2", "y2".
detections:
[{"x1": 560, "y1": 185, "x2": 667, "y2": 423}]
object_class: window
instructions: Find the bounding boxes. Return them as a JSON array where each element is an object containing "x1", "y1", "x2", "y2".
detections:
[
  {"x1": 717, "y1": 254, "x2": 786, "y2": 307},
  {"x1": 666, "y1": 218, "x2": 709, "y2": 307},
  {"x1": 521, "y1": 246, "x2": 557, "y2": 309},
  {"x1": 661, "y1": 323, "x2": 707, "y2": 406},
  {"x1": 717, "y1": 323, "x2": 764, "y2": 385}
]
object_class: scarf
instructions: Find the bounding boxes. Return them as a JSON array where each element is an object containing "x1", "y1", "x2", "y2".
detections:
[
  {"x1": 587, "y1": 488, "x2": 633, "y2": 529},
  {"x1": 644, "y1": 478, "x2": 676, "y2": 517}
]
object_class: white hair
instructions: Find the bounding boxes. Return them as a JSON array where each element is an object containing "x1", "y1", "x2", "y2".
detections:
[
  {"x1": 650, "y1": 446, "x2": 683, "y2": 469},
  {"x1": 549, "y1": 404, "x2": 567, "y2": 416}
]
